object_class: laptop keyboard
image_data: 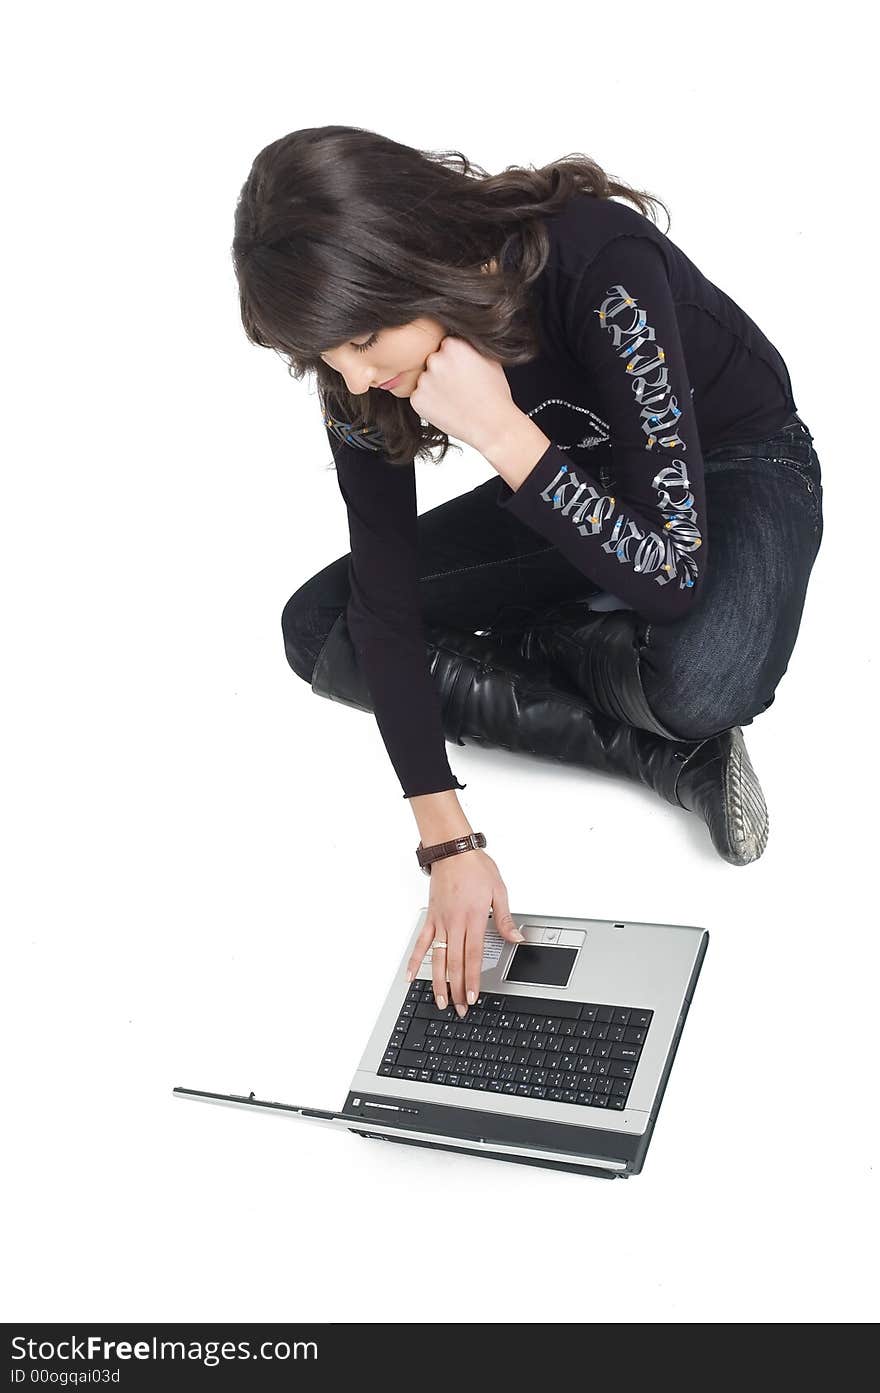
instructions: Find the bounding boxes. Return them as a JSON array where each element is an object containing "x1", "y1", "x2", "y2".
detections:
[{"x1": 379, "y1": 980, "x2": 653, "y2": 1111}]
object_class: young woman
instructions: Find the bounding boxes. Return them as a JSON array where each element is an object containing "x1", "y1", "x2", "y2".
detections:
[{"x1": 232, "y1": 125, "x2": 823, "y2": 1013}]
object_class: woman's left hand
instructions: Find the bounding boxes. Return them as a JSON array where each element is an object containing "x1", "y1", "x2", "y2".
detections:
[{"x1": 409, "y1": 335, "x2": 522, "y2": 457}]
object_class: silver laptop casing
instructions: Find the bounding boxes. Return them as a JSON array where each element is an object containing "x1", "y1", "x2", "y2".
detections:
[{"x1": 174, "y1": 910, "x2": 708, "y2": 1178}]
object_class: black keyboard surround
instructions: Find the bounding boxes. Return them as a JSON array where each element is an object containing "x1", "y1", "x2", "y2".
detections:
[{"x1": 379, "y1": 980, "x2": 654, "y2": 1111}]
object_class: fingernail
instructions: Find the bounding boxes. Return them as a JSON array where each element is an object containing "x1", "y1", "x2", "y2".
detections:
[
  {"x1": 467, "y1": 990, "x2": 476, "y2": 1004},
  {"x1": 514, "y1": 931, "x2": 525, "y2": 940},
  {"x1": 436, "y1": 995, "x2": 447, "y2": 1010},
  {"x1": 455, "y1": 1005, "x2": 467, "y2": 1018},
  {"x1": 406, "y1": 970, "x2": 412, "y2": 981}
]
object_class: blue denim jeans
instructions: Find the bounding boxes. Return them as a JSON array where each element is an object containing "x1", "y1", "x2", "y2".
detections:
[{"x1": 282, "y1": 411, "x2": 824, "y2": 741}]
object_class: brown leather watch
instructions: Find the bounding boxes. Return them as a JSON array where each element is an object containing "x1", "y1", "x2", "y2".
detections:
[{"x1": 416, "y1": 832, "x2": 487, "y2": 876}]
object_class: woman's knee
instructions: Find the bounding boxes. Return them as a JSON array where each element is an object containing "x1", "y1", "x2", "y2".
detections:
[
  {"x1": 281, "y1": 588, "x2": 340, "y2": 686},
  {"x1": 641, "y1": 630, "x2": 775, "y2": 741},
  {"x1": 280, "y1": 556, "x2": 351, "y2": 685}
]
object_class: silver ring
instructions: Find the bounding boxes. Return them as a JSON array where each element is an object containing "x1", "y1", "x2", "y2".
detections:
[{"x1": 431, "y1": 941, "x2": 448, "y2": 950}]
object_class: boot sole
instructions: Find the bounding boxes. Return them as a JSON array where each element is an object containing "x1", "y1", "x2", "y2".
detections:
[{"x1": 722, "y1": 727, "x2": 770, "y2": 865}]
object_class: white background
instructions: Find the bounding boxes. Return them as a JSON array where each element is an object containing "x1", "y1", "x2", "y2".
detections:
[{"x1": 4, "y1": 0, "x2": 877, "y2": 1325}]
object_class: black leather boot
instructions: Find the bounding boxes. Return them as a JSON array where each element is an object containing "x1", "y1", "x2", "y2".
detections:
[
  {"x1": 672, "y1": 725, "x2": 769, "y2": 865},
  {"x1": 510, "y1": 597, "x2": 770, "y2": 865},
  {"x1": 310, "y1": 612, "x2": 768, "y2": 864}
]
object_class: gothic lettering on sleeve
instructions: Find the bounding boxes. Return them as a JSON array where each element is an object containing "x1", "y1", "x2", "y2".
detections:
[{"x1": 537, "y1": 279, "x2": 704, "y2": 592}]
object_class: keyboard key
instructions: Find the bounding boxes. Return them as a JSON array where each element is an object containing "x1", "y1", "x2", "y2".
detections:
[
  {"x1": 501, "y1": 995, "x2": 583, "y2": 1019},
  {"x1": 612, "y1": 1044, "x2": 641, "y2": 1061},
  {"x1": 415, "y1": 1002, "x2": 455, "y2": 1020},
  {"x1": 397, "y1": 1049, "x2": 430, "y2": 1070},
  {"x1": 609, "y1": 1061, "x2": 636, "y2": 1079}
]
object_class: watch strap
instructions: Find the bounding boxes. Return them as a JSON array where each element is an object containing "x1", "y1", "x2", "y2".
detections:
[{"x1": 416, "y1": 832, "x2": 487, "y2": 876}]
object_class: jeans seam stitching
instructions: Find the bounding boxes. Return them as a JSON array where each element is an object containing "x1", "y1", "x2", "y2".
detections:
[{"x1": 421, "y1": 545, "x2": 558, "y2": 582}]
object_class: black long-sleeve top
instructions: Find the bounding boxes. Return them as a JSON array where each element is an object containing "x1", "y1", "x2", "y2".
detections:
[{"x1": 322, "y1": 193, "x2": 798, "y2": 800}]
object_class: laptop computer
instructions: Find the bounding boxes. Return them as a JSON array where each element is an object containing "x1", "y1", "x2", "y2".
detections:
[{"x1": 174, "y1": 908, "x2": 708, "y2": 1179}]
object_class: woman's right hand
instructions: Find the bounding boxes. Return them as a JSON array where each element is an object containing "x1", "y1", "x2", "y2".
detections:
[{"x1": 405, "y1": 848, "x2": 524, "y2": 1014}]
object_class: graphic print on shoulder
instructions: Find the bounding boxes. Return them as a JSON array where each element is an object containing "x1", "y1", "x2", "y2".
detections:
[{"x1": 325, "y1": 413, "x2": 385, "y2": 452}]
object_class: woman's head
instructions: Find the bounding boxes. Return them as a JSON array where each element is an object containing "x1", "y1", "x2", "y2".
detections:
[{"x1": 231, "y1": 125, "x2": 668, "y2": 466}]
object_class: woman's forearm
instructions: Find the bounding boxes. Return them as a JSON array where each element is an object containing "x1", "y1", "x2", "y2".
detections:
[{"x1": 409, "y1": 789, "x2": 473, "y2": 844}]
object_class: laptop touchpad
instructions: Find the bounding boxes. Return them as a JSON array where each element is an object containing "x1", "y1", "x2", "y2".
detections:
[{"x1": 505, "y1": 944, "x2": 577, "y2": 988}]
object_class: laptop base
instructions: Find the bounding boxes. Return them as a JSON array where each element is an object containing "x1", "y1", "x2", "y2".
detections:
[{"x1": 172, "y1": 1085, "x2": 631, "y2": 1177}]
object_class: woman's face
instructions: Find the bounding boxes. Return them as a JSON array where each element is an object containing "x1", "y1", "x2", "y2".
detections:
[
  {"x1": 319, "y1": 317, "x2": 446, "y2": 398},
  {"x1": 319, "y1": 259, "x2": 498, "y2": 398}
]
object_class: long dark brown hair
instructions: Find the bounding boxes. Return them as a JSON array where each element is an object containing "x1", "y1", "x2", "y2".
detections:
[{"x1": 232, "y1": 125, "x2": 670, "y2": 468}]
